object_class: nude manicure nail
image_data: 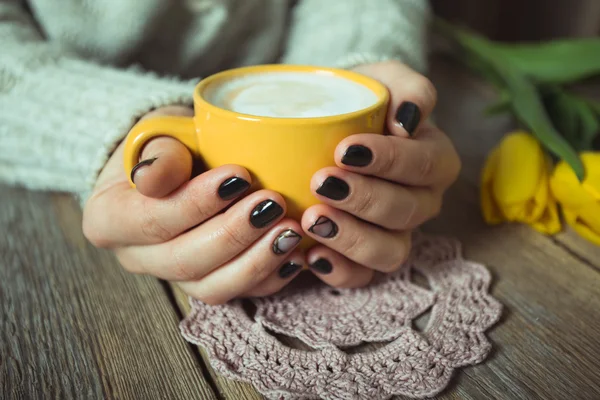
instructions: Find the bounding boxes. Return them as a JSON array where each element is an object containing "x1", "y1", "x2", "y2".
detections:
[
  {"x1": 308, "y1": 216, "x2": 338, "y2": 238},
  {"x1": 272, "y1": 229, "x2": 302, "y2": 255}
]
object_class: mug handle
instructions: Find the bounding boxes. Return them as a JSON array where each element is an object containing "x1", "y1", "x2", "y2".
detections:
[{"x1": 123, "y1": 116, "x2": 200, "y2": 187}]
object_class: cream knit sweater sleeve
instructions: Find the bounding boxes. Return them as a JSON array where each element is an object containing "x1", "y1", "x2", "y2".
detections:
[
  {"x1": 0, "y1": 1, "x2": 197, "y2": 202},
  {"x1": 282, "y1": 0, "x2": 430, "y2": 73}
]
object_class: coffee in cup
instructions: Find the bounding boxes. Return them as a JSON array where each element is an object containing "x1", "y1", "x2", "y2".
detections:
[{"x1": 203, "y1": 71, "x2": 380, "y2": 119}]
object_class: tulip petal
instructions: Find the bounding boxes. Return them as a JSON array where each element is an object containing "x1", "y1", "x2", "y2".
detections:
[
  {"x1": 550, "y1": 152, "x2": 600, "y2": 209},
  {"x1": 493, "y1": 132, "x2": 545, "y2": 208},
  {"x1": 481, "y1": 147, "x2": 504, "y2": 224},
  {"x1": 530, "y1": 193, "x2": 562, "y2": 234},
  {"x1": 563, "y1": 208, "x2": 600, "y2": 246}
]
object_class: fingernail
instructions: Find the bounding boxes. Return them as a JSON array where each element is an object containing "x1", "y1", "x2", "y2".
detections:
[
  {"x1": 341, "y1": 145, "x2": 373, "y2": 167},
  {"x1": 308, "y1": 216, "x2": 338, "y2": 238},
  {"x1": 130, "y1": 157, "x2": 158, "y2": 183},
  {"x1": 250, "y1": 199, "x2": 284, "y2": 228},
  {"x1": 279, "y1": 262, "x2": 302, "y2": 279},
  {"x1": 310, "y1": 258, "x2": 332, "y2": 275},
  {"x1": 394, "y1": 102, "x2": 421, "y2": 136},
  {"x1": 272, "y1": 229, "x2": 302, "y2": 255},
  {"x1": 218, "y1": 177, "x2": 250, "y2": 200},
  {"x1": 316, "y1": 177, "x2": 349, "y2": 201}
]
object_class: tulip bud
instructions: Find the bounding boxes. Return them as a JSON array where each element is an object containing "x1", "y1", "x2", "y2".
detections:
[
  {"x1": 550, "y1": 152, "x2": 600, "y2": 245},
  {"x1": 481, "y1": 131, "x2": 561, "y2": 234}
]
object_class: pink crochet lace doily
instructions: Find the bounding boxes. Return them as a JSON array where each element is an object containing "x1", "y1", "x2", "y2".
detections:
[{"x1": 180, "y1": 233, "x2": 503, "y2": 400}]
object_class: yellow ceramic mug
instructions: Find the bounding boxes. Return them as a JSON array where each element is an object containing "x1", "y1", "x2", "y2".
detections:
[{"x1": 123, "y1": 64, "x2": 389, "y2": 248}]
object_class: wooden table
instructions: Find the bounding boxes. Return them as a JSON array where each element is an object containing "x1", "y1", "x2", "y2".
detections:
[{"x1": 2, "y1": 57, "x2": 600, "y2": 400}]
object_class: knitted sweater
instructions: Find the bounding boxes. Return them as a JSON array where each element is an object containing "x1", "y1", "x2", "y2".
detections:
[{"x1": 0, "y1": 0, "x2": 429, "y2": 203}]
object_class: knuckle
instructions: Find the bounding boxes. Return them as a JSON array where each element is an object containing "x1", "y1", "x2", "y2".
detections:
[
  {"x1": 376, "y1": 236, "x2": 411, "y2": 273},
  {"x1": 114, "y1": 249, "x2": 144, "y2": 275},
  {"x1": 82, "y1": 206, "x2": 111, "y2": 248},
  {"x1": 376, "y1": 141, "x2": 398, "y2": 177},
  {"x1": 217, "y1": 222, "x2": 253, "y2": 252},
  {"x1": 244, "y1": 259, "x2": 272, "y2": 286},
  {"x1": 169, "y1": 245, "x2": 199, "y2": 281},
  {"x1": 397, "y1": 193, "x2": 419, "y2": 229},
  {"x1": 184, "y1": 183, "x2": 216, "y2": 223},
  {"x1": 449, "y1": 150, "x2": 462, "y2": 184},
  {"x1": 353, "y1": 185, "x2": 375, "y2": 216},
  {"x1": 420, "y1": 77, "x2": 438, "y2": 106},
  {"x1": 431, "y1": 195, "x2": 443, "y2": 219},
  {"x1": 140, "y1": 210, "x2": 173, "y2": 242},
  {"x1": 341, "y1": 228, "x2": 364, "y2": 259},
  {"x1": 418, "y1": 147, "x2": 435, "y2": 181}
]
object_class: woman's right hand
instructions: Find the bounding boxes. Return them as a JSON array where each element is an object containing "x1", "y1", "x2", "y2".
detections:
[{"x1": 82, "y1": 106, "x2": 304, "y2": 305}]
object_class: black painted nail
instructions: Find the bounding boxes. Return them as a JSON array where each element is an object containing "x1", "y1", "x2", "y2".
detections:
[
  {"x1": 342, "y1": 145, "x2": 373, "y2": 167},
  {"x1": 310, "y1": 258, "x2": 332, "y2": 275},
  {"x1": 250, "y1": 200, "x2": 284, "y2": 228},
  {"x1": 308, "y1": 216, "x2": 338, "y2": 238},
  {"x1": 279, "y1": 262, "x2": 302, "y2": 279},
  {"x1": 218, "y1": 177, "x2": 250, "y2": 200},
  {"x1": 272, "y1": 229, "x2": 302, "y2": 255},
  {"x1": 130, "y1": 157, "x2": 158, "y2": 183},
  {"x1": 395, "y1": 102, "x2": 421, "y2": 135},
  {"x1": 316, "y1": 177, "x2": 349, "y2": 201}
]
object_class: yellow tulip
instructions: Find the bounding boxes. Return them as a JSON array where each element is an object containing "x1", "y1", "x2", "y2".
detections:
[
  {"x1": 481, "y1": 131, "x2": 561, "y2": 234},
  {"x1": 550, "y1": 152, "x2": 600, "y2": 246}
]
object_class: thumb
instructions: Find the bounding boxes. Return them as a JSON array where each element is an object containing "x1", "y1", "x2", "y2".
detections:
[{"x1": 130, "y1": 106, "x2": 194, "y2": 198}]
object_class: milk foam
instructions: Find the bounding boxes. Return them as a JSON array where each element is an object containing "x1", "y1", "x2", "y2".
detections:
[{"x1": 205, "y1": 72, "x2": 379, "y2": 118}]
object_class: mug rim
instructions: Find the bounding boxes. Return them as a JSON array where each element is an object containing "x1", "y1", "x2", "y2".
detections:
[{"x1": 193, "y1": 64, "x2": 390, "y2": 125}]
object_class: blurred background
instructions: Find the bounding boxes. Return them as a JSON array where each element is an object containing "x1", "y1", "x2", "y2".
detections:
[{"x1": 432, "y1": 0, "x2": 600, "y2": 40}]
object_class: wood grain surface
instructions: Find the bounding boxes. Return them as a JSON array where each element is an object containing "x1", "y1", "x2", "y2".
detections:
[
  {"x1": 1, "y1": 56, "x2": 599, "y2": 400},
  {"x1": 0, "y1": 189, "x2": 216, "y2": 400}
]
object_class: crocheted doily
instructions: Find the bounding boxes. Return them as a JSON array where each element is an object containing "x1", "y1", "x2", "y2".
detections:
[{"x1": 180, "y1": 233, "x2": 502, "y2": 400}]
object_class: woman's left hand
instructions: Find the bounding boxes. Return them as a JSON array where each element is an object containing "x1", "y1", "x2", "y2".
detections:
[{"x1": 302, "y1": 60, "x2": 461, "y2": 288}]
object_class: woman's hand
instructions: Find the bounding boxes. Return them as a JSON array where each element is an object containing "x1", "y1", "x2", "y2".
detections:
[
  {"x1": 82, "y1": 106, "x2": 304, "y2": 305},
  {"x1": 302, "y1": 61, "x2": 461, "y2": 288}
]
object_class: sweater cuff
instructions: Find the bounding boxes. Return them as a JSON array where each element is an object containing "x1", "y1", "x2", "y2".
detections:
[
  {"x1": 0, "y1": 57, "x2": 197, "y2": 204},
  {"x1": 334, "y1": 51, "x2": 428, "y2": 75}
]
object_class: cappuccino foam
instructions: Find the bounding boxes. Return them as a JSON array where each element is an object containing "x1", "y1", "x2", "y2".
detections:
[{"x1": 204, "y1": 72, "x2": 379, "y2": 118}]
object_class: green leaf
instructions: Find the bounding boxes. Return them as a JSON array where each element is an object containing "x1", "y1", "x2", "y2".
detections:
[
  {"x1": 542, "y1": 88, "x2": 600, "y2": 151},
  {"x1": 433, "y1": 18, "x2": 585, "y2": 180},
  {"x1": 433, "y1": 19, "x2": 600, "y2": 84},
  {"x1": 502, "y1": 66, "x2": 585, "y2": 180},
  {"x1": 576, "y1": 100, "x2": 600, "y2": 150},
  {"x1": 493, "y1": 39, "x2": 600, "y2": 84}
]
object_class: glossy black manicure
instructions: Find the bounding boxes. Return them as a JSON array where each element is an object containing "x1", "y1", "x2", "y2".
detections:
[
  {"x1": 250, "y1": 200, "x2": 284, "y2": 228},
  {"x1": 342, "y1": 145, "x2": 373, "y2": 167},
  {"x1": 316, "y1": 177, "x2": 349, "y2": 201},
  {"x1": 310, "y1": 258, "x2": 333, "y2": 275},
  {"x1": 218, "y1": 177, "x2": 250, "y2": 200},
  {"x1": 308, "y1": 216, "x2": 338, "y2": 238},
  {"x1": 279, "y1": 262, "x2": 302, "y2": 279},
  {"x1": 130, "y1": 157, "x2": 157, "y2": 183},
  {"x1": 272, "y1": 229, "x2": 302, "y2": 255},
  {"x1": 395, "y1": 101, "x2": 421, "y2": 135}
]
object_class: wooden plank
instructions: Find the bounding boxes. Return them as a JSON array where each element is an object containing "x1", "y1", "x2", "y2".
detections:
[
  {"x1": 0, "y1": 187, "x2": 217, "y2": 400},
  {"x1": 172, "y1": 286, "x2": 265, "y2": 400},
  {"x1": 425, "y1": 179, "x2": 600, "y2": 400}
]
